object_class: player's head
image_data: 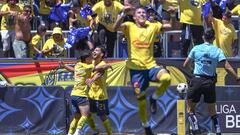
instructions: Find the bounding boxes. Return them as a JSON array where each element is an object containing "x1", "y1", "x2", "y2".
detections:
[
  {"x1": 222, "y1": 11, "x2": 232, "y2": 24},
  {"x1": 133, "y1": 7, "x2": 147, "y2": 25},
  {"x1": 37, "y1": 25, "x2": 47, "y2": 36},
  {"x1": 92, "y1": 46, "x2": 106, "y2": 60},
  {"x1": 203, "y1": 28, "x2": 215, "y2": 42},
  {"x1": 146, "y1": 5, "x2": 156, "y2": 22},
  {"x1": 104, "y1": 0, "x2": 112, "y2": 7},
  {"x1": 79, "y1": 50, "x2": 92, "y2": 64},
  {"x1": 23, "y1": 4, "x2": 32, "y2": 17}
]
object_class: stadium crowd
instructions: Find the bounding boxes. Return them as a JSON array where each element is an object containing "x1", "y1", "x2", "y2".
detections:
[{"x1": 0, "y1": 0, "x2": 239, "y2": 58}]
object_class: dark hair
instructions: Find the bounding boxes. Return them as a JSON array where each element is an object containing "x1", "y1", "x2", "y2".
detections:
[
  {"x1": 223, "y1": 11, "x2": 232, "y2": 18},
  {"x1": 96, "y1": 45, "x2": 106, "y2": 58},
  {"x1": 79, "y1": 50, "x2": 92, "y2": 62},
  {"x1": 23, "y1": 4, "x2": 32, "y2": 10},
  {"x1": 203, "y1": 28, "x2": 215, "y2": 41},
  {"x1": 37, "y1": 25, "x2": 47, "y2": 34}
]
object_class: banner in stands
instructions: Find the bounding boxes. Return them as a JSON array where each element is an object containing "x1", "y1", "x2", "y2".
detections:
[
  {"x1": 0, "y1": 86, "x2": 240, "y2": 134},
  {"x1": 0, "y1": 59, "x2": 239, "y2": 86}
]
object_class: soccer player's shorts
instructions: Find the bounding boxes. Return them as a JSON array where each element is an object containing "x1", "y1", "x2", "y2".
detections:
[
  {"x1": 89, "y1": 98, "x2": 109, "y2": 116},
  {"x1": 187, "y1": 75, "x2": 216, "y2": 103},
  {"x1": 130, "y1": 66, "x2": 164, "y2": 94},
  {"x1": 71, "y1": 96, "x2": 89, "y2": 113}
]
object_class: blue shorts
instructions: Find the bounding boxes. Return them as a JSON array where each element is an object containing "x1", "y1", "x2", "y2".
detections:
[
  {"x1": 71, "y1": 96, "x2": 89, "y2": 113},
  {"x1": 89, "y1": 98, "x2": 109, "y2": 116},
  {"x1": 130, "y1": 66, "x2": 164, "y2": 93}
]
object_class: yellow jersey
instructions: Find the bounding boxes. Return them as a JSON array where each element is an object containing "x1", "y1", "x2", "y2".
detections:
[
  {"x1": 92, "y1": 0, "x2": 124, "y2": 32},
  {"x1": 88, "y1": 61, "x2": 108, "y2": 100},
  {"x1": 179, "y1": 0, "x2": 206, "y2": 25},
  {"x1": 71, "y1": 62, "x2": 93, "y2": 97},
  {"x1": 1, "y1": 4, "x2": 21, "y2": 30},
  {"x1": 213, "y1": 18, "x2": 237, "y2": 57},
  {"x1": 162, "y1": 0, "x2": 179, "y2": 11},
  {"x1": 232, "y1": 5, "x2": 240, "y2": 15},
  {"x1": 140, "y1": 0, "x2": 150, "y2": 6},
  {"x1": 42, "y1": 37, "x2": 67, "y2": 58},
  {"x1": 29, "y1": 34, "x2": 42, "y2": 57},
  {"x1": 122, "y1": 21, "x2": 162, "y2": 69},
  {"x1": 39, "y1": 0, "x2": 51, "y2": 15}
]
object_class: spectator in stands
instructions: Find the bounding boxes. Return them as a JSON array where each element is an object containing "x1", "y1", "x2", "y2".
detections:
[
  {"x1": 0, "y1": 0, "x2": 21, "y2": 57},
  {"x1": 12, "y1": 5, "x2": 32, "y2": 58},
  {"x1": 42, "y1": 27, "x2": 67, "y2": 58},
  {"x1": 39, "y1": 0, "x2": 51, "y2": 29},
  {"x1": 183, "y1": 28, "x2": 240, "y2": 135},
  {"x1": 208, "y1": 11, "x2": 238, "y2": 57},
  {"x1": 231, "y1": 4, "x2": 240, "y2": 15},
  {"x1": 179, "y1": 0, "x2": 204, "y2": 57},
  {"x1": 68, "y1": 0, "x2": 94, "y2": 57},
  {"x1": 29, "y1": 25, "x2": 47, "y2": 58},
  {"x1": 114, "y1": 7, "x2": 171, "y2": 135},
  {"x1": 90, "y1": 0, "x2": 124, "y2": 57}
]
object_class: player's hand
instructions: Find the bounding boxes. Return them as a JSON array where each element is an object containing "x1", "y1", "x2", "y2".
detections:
[{"x1": 86, "y1": 78, "x2": 94, "y2": 86}]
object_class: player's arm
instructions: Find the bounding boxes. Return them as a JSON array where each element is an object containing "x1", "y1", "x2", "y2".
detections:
[
  {"x1": 222, "y1": 60, "x2": 240, "y2": 82},
  {"x1": 113, "y1": 5, "x2": 132, "y2": 31},
  {"x1": 183, "y1": 57, "x2": 191, "y2": 68},
  {"x1": 59, "y1": 60, "x2": 74, "y2": 72},
  {"x1": 85, "y1": 72, "x2": 103, "y2": 86},
  {"x1": 93, "y1": 64, "x2": 112, "y2": 72}
]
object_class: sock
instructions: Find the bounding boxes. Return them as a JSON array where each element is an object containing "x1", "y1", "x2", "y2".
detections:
[
  {"x1": 211, "y1": 114, "x2": 221, "y2": 133},
  {"x1": 87, "y1": 114, "x2": 97, "y2": 132},
  {"x1": 154, "y1": 74, "x2": 171, "y2": 99},
  {"x1": 137, "y1": 97, "x2": 148, "y2": 124},
  {"x1": 76, "y1": 115, "x2": 87, "y2": 129},
  {"x1": 68, "y1": 117, "x2": 79, "y2": 134},
  {"x1": 103, "y1": 119, "x2": 112, "y2": 135},
  {"x1": 188, "y1": 112, "x2": 199, "y2": 131}
]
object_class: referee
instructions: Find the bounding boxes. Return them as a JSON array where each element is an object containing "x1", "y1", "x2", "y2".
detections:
[{"x1": 183, "y1": 28, "x2": 240, "y2": 135}]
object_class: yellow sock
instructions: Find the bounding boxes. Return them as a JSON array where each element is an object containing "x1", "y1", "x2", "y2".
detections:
[
  {"x1": 154, "y1": 73, "x2": 171, "y2": 98},
  {"x1": 87, "y1": 114, "x2": 97, "y2": 131},
  {"x1": 137, "y1": 98, "x2": 148, "y2": 124},
  {"x1": 68, "y1": 117, "x2": 79, "y2": 134},
  {"x1": 103, "y1": 119, "x2": 112, "y2": 135},
  {"x1": 76, "y1": 115, "x2": 87, "y2": 129}
]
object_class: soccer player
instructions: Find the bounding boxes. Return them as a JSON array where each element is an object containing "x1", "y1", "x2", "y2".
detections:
[
  {"x1": 59, "y1": 50, "x2": 94, "y2": 135},
  {"x1": 86, "y1": 46, "x2": 112, "y2": 135},
  {"x1": 59, "y1": 50, "x2": 109, "y2": 135},
  {"x1": 183, "y1": 28, "x2": 240, "y2": 135},
  {"x1": 114, "y1": 7, "x2": 171, "y2": 134}
]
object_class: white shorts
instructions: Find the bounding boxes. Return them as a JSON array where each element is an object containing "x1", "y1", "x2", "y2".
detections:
[{"x1": 1, "y1": 30, "x2": 15, "y2": 51}]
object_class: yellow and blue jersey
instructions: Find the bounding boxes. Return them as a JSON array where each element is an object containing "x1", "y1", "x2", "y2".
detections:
[
  {"x1": 88, "y1": 61, "x2": 108, "y2": 100},
  {"x1": 71, "y1": 62, "x2": 93, "y2": 97},
  {"x1": 121, "y1": 21, "x2": 162, "y2": 70}
]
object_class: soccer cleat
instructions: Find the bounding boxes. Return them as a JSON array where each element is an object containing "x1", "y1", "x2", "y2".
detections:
[
  {"x1": 144, "y1": 126, "x2": 154, "y2": 135},
  {"x1": 149, "y1": 96, "x2": 157, "y2": 114}
]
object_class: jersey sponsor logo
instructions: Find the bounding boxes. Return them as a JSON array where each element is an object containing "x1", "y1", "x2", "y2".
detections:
[{"x1": 132, "y1": 40, "x2": 150, "y2": 48}]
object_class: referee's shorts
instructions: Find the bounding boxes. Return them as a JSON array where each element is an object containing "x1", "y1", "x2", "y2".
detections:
[{"x1": 187, "y1": 75, "x2": 216, "y2": 103}]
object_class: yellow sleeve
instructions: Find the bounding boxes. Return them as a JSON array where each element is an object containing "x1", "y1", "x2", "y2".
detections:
[
  {"x1": 156, "y1": 22, "x2": 163, "y2": 34},
  {"x1": 30, "y1": 35, "x2": 41, "y2": 46},
  {"x1": 231, "y1": 5, "x2": 240, "y2": 15},
  {"x1": 121, "y1": 21, "x2": 132, "y2": 33},
  {"x1": 92, "y1": 2, "x2": 100, "y2": 13},
  {"x1": 1, "y1": 4, "x2": 8, "y2": 11},
  {"x1": 42, "y1": 39, "x2": 52, "y2": 51}
]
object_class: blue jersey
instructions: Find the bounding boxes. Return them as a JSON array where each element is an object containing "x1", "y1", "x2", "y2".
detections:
[{"x1": 188, "y1": 42, "x2": 226, "y2": 77}]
